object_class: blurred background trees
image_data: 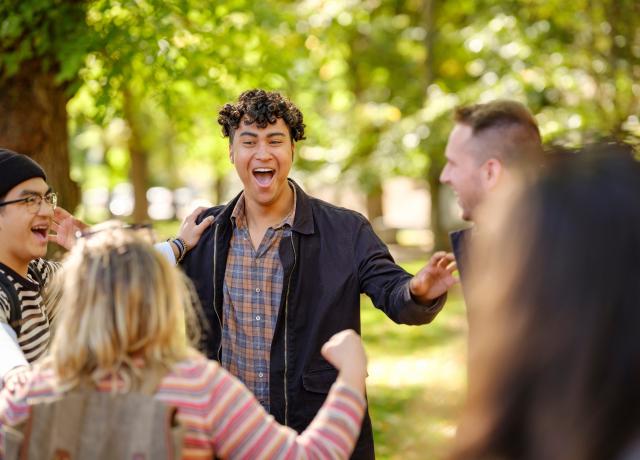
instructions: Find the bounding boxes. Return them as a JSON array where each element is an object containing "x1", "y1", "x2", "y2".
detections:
[
  {"x1": 1, "y1": 0, "x2": 639, "y2": 245},
  {"x1": 1, "y1": 2, "x2": 638, "y2": 458}
]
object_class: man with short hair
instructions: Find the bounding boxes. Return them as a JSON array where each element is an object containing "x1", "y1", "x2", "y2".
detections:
[
  {"x1": 439, "y1": 100, "x2": 544, "y2": 371},
  {"x1": 179, "y1": 89, "x2": 457, "y2": 459},
  {"x1": 440, "y1": 100, "x2": 544, "y2": 275}
]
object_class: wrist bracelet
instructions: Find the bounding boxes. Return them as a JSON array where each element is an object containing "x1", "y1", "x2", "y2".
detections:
[
  {"x1": 168, "y1": 238, "x2": 186, "y2": 262},
  {"x1": 173, "y1": 237, "x2": 189, "y2": 263}
]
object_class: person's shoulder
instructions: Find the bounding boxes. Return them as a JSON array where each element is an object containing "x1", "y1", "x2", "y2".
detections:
[
  {"x1": 167, "y1": 352, "x2": 222, "y2": 382},
  {"x1": 27, "y1": 258, "x2": 60, "y2": 286},
  {"x1": 308, "y1": 195, "x2": 369, "y2": 224},
  {"x1": 197, "y1": 205, "x2": 225, "y2": 222}
]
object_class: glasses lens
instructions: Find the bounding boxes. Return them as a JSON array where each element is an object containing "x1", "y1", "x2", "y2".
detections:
[
  {"x1": 25, "y1": 196, "x2": 42, "y2": 214},
  {"x1": 45, "y1": 192, "x2": 58, "y2": 209}
]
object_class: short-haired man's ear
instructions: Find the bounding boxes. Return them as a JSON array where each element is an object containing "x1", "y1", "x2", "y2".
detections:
[
  {"x1": 484, "y1": 158, "x2": 503, "y2": 189},
  {"x1": 229, "y1": 144, "x2": 234, "y2": 164},
  {"x1": 291, "y1": 142, "x2": 295, "y2": 159}
]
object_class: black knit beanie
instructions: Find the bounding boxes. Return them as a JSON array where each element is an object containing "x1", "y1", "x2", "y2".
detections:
[{"x1": 0, "y1": 149, "x2": 47, "y2": 198}]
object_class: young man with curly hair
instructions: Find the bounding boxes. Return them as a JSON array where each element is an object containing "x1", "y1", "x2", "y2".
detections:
[{"x1": 178, "y1": 89, "x2": 457, "y2": 459}]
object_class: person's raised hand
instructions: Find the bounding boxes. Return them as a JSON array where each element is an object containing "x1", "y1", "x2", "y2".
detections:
[
  {"x1": 2, "y1": 365, "x2": 30, "y2": 393},
  {"x1": 409, "y1": 251, "x2": 458, "y2": 304},
  {"x1": 48, "y1": 207, "x2": 89, "y2": 250},
  {"x1": 177, "y1": 206, "x2": 215, "y2": 251},
  {"x1": 321, "y1": 329, "x2": 368, "y2": 394}
]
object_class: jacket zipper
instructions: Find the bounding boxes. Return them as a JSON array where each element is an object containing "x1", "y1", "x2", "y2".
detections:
[
  {"x1": 283, "y1": 233, "x2": 297, "y2": 426},
  {"x1": 212, "y1": 224, "x2": 222, "y2": 362}
]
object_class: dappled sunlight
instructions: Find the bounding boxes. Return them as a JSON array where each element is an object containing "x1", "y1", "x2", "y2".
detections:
[
  {"x1": 367, "y1": 345, "x2": 466, "y2": 387},
  {"x1": 362, "y1": 278, "x2": 468, "y2": 459}
]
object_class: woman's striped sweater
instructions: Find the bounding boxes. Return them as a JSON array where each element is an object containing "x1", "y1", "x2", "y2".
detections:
[{"x1": 0, "y1": 354, "x2": 366, "y2": 459}]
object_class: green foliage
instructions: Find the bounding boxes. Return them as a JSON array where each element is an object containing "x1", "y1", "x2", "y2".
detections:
[
  {"x1": 3, "y1": 0, "x2": 639, "y2": 216},
  {"x1": 0, "y1": 0, "x2": 92, "y2": 89}
]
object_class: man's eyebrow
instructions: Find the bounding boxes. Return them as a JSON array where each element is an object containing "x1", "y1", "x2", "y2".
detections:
[
  {"x1": 266, "y1": 132, "x2": 287, "y2": 138},
  {"x1": 238, "y1": 132, "x2": 258, "y2": 138}
]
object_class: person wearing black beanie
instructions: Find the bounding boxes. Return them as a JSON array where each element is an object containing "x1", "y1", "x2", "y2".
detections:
[
  {"x1": 0, "y1": 148, "x2": 213, "y2": 385},
  {"x1": 0, "y1": 148, "x2": 47, "y2": 199},
  {"x1": 0, "y1": 148, "x2": 68, "y2": 383}
]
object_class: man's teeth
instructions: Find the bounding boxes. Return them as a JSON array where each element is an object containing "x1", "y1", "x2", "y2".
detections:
[{"x1": 254, "y1": 168, "x2": 274, "y2": 173}]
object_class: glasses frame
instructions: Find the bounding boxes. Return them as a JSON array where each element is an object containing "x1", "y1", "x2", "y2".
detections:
[{"x1": 0, "y1": 192, "x2": 58, "y2": 214}]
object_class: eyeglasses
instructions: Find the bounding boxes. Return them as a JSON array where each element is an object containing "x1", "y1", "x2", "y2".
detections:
[
  {"x1": 75, "y1": 223, "x2": 155, "y2": 242},
  {"x1": 0, "y1": 192, "x2": 58, "y2": 214}
]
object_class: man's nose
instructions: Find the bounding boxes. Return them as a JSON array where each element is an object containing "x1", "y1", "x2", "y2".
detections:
[
  {"x1": 255, "y1": 142, "x2": 270, "y2": 159},
  {"x1": 38, "y1": 200, "x2": 55, "y2": 217},
  {"x1": 439, "y1": 165, "x2": 449, "y2": 184}
]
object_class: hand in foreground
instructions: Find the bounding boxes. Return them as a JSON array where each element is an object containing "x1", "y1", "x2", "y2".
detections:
[
  {"x1": 321, "y1": 329, "x2": 368, "y2": 394},
  {"x1": 409, "y1": 251, "x2": 458, "y2": 304},
  {"x1": 178, "y1": 206, "x2": 215, "y2": 250},
  {"x1": 48, "y1": 207, "x2": 89, "y2": 250},
  {"x1": 2, "y1": 365, "x2": 30, "y2": 393}
]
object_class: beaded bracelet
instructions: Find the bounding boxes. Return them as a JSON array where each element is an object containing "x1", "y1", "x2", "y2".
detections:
[{"x1": 169, "y1": 237, "x2": 189, "y2": 263}]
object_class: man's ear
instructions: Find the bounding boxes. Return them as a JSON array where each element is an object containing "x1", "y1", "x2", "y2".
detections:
[
  {"x1": 229, "y1": 143, "x2": 234, "y2": 164},
  {"x1": 291, "y1": 142, "x2": 295, "y2": 159},
  {"x1": 484, "y1": 158, "x2": 503, "y2": 189}
]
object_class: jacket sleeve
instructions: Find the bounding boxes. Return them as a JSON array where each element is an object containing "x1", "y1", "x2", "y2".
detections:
[{"x1": 354, "y1": 218, "x2": 446, "y2": 325}]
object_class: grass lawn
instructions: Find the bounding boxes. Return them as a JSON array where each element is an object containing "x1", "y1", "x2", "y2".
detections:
[{"x1": 362, "y1": 261, "x2": 467, "y2": 460}]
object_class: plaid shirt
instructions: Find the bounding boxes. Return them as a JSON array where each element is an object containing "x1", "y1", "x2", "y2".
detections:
[{"x1": 221, "y1": 190, "x2": 296, "y2": 411}]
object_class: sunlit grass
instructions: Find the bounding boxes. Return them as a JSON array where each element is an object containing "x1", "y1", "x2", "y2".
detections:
[{"x1": 362, "y1": 261, "x2": 467, "y2": 460}]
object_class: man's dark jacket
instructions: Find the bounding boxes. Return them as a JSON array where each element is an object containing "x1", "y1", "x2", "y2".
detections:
[
  {"x1": 182, "y1": 180, "x2": 445, "y2": 459},
  {"x1": 450, "y1": 228, "x2": 471, "y2": 282}
]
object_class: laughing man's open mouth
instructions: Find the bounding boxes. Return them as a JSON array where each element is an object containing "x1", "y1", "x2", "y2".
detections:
[
  {"x1": 253, "y1": 168, "x2": 275, "y2": 186},
  {"x1": 31, "y1": 224, "x2": 49, "y2": 241}
]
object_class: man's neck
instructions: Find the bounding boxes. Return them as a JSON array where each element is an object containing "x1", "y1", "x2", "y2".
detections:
[{"x1": 244, "y1": 184, "x2": 295, "y2": 230}]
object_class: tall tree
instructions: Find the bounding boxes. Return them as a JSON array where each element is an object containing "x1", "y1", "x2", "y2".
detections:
[{"x1": 0, "y1": 1, "x2": 92, "y2": 209}]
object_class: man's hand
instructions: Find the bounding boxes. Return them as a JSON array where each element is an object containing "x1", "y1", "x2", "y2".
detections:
[
  {"x1": 48, "y1": 207, "x2": 89, "y2": 250},
  {"x1": 177, "y1": 206, "x2": 215, "y2": 251},
  {"x1": 409, "y1": 251, "x2": 458, "y2": 304}
]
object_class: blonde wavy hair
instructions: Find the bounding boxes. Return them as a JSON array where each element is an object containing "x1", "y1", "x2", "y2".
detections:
[{"x1": 49, "y1": 224, "x2": 199, "y2": 391}]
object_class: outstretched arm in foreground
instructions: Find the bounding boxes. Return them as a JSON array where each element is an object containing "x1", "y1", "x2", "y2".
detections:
[{"x1": 210, "y1": 329, "x2": 368, "y2": 460}]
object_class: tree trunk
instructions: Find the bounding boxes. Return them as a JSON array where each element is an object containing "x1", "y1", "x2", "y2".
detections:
[
  {"x1": 422, "y1": 0, "x2": 449, "y2": 250},
  {"x1": 214, "y1": 174, "x2": 226, "y2": 205},
  {"x1": 365, "y1": 181, "x2": 384, "y2": 223},
  {"x1": 0, "y1": 59, "x2": 79, "y2": 210},
  {"x1": 366, "y1": 182, "x2": 395, "y2": 243},
  {"x1": 122, "y1": 87, "x2": 149, "y2": 223},
  {"x1": 428, "y1": 164, "x2": 449, "y2": 250}
]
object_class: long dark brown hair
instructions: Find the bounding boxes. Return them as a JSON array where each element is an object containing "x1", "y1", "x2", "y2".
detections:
[{"x1": 451, "y1": 142, "x2": 640, "y2": 460}]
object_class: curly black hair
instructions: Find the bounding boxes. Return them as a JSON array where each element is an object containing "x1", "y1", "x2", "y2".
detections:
[{"x1": 217, "y1": 89, "x2": 306, "y2": 142}]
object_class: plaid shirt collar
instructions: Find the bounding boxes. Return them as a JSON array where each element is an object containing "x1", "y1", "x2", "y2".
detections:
[{"x1": 231, "y1": 185, "x2": 297, "y2": 232}]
